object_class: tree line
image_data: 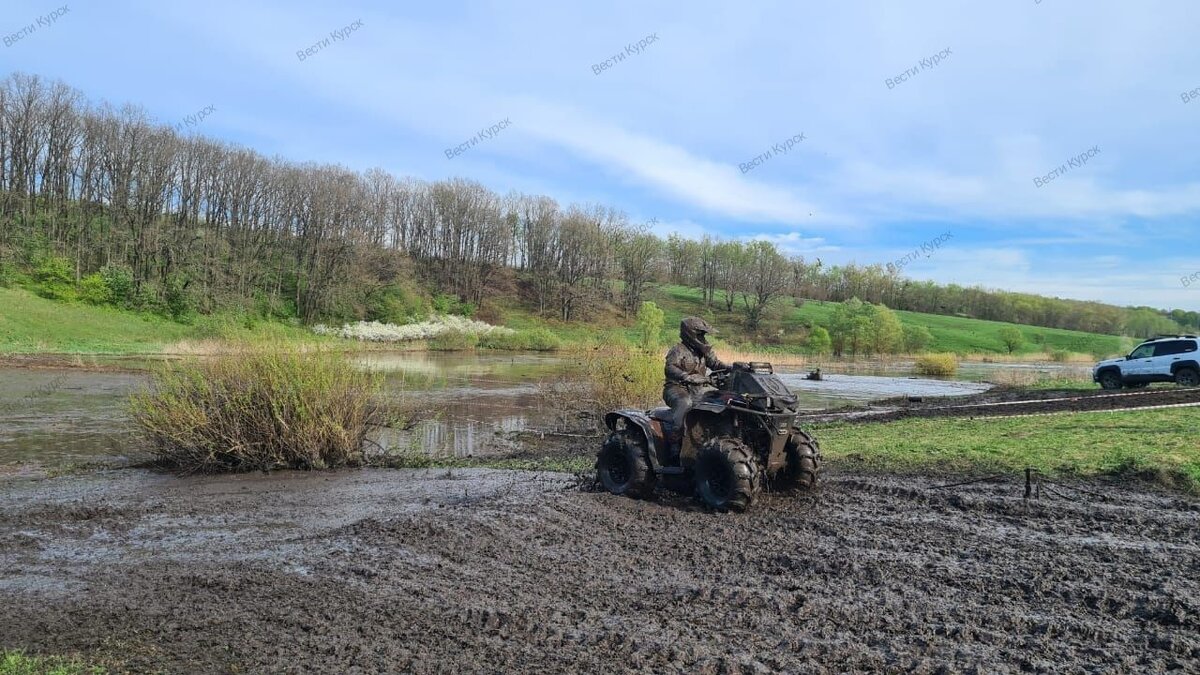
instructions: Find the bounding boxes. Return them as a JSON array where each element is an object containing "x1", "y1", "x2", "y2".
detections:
[{"x1": 0, "y1": 71, "x2": 1195, "y2": 338}]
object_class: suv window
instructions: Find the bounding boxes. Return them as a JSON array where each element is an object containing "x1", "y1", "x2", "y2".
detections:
[
  {"x1": 1129, "y1": 344, "x2": 1155, "y2": 359},
  {"x1": 1154, "y1": 340, "x2": 1194, "y2": 357}
]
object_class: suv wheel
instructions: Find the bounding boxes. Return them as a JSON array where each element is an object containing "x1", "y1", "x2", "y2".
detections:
[
  {"x1": 1098, "y1": 370, "x2": 1123, "y2": 390},
  {"x1": 1176, "y1": 367, "x2": 1200, "y2": 388}
]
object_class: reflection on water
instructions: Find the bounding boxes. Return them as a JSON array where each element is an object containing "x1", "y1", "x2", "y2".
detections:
[{"x1": 1, "y1": 352, "x2": 1032, "y2": 468}]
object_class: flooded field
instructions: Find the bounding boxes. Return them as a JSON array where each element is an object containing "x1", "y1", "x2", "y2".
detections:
[{"x1": 0, "y1": 352, "x2": 1006, "y2": 470}]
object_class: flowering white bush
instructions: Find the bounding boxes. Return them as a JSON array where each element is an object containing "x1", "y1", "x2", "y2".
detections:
[{"x1": 313, "y1": 315, "x2": 514, "y2": 342}]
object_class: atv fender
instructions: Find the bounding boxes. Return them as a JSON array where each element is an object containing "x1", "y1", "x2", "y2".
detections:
[{"x1": 604, "y1": 410, "x2": 663, "y2": 471}]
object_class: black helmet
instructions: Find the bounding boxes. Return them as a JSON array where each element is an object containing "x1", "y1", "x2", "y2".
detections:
[{"x1": 680, "y1": 317, "x2": 716, "y2": 353}]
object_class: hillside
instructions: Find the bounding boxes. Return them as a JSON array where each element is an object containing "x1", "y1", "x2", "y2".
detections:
[
  {"x1": 0, "y1": 287, "x2": 318, "y2": 355},
  {"x1": 0, "y1": 284, "x2": 1131, "y2": 358},
  {"x1": 644, "y1": 285, "x2": 1128, "y2": 357}
]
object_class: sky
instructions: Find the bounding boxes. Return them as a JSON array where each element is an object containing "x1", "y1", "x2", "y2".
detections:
[{"x1": 4, "y1": 0, "x2": 1199, "y2": 311}]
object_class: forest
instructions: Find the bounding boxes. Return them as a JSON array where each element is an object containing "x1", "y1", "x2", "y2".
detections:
[{"x1": 0, "y1": 71, "x2": 1196, "y2": 339}]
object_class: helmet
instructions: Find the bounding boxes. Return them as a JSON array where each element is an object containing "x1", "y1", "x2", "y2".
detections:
[{"x1": 680, "y1": 317, "x2": 717, "y2": 354}]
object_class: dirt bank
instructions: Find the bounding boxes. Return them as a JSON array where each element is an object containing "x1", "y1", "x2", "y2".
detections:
[{"x1": 1, "y1": 468, "x2": 1198, "y2": 673}]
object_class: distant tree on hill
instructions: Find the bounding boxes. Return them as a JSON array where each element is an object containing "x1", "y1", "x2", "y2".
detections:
[
  {"x1": 902, "y1": 324, "x2": 934, "y2": 353},
  {"x1": 999, "y1": 327, "x2": 1025, "y2": 353}
]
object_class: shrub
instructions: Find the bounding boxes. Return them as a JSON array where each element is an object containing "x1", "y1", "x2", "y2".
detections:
[
  {"x1": 902, "y1": 324, "x2": 934, "y2": 353},
  {"x1": 164, "y1": 273, "x2": 193, "y2": 320},
  {"x1": 915, "y1": 353, "x2": 958, "y2": 377},
  {"x1": 806, "y1": 326, "x2": 832, "y2": 355},
  {"x1": 585, "y1": 346, "x2": 662, "y2": 415},
  {"x1": 635, "y1": 301, "x2": 665, "y2": 351},
  {"x1": 429, "y1": 330, "x2": 479, "y2": 351},
  {"x1": 432, "y1": 293, "x2": 474, "y2": 317},
  {"x1": 478, "y1": 328, "x2": 561, "y2": 351},
  {"x1": 314, "y1": 316, "x2": 512, "y2": 342},
  {"x1": 78, "y1": 272, "x2": 112, "y2": 305},
  {"x1": 365, "y1": 283, "x2": 428, "y2": 324},
  {"x1": 1049, "y1": 349, "x2": 1071, "y2": 363},
  {"x1": 130, "y1": 347, "x2": 383, "y2": 473},
  {"x1": 33, "y1": 255, "x2": 75, "y2": 301},
  {"x1": 100, "y1": 264, "x2": 135, "y2": 307}
]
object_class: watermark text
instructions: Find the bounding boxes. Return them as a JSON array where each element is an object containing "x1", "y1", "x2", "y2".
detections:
[
  {"x1": 297, "y1": 19, "x2": 364, "y2": 62},
  {"x1": 592, "y1": 33, "x2": 659, "y2": 75},
  {"x1": 885, "y1": 47, "x2": 952, "y2": 89},
  {"x1": 1033, "y1": 145, "x2": 1100, "y2": 187},
  {"x1": 886, "y1": 232, "x2": 953, "y2": 274},
  {"x1": 445, "y1": 118, "x2": 512, "y2": 159},
  {"x1": 4, "y1": 4, "x2": 70, "y2": 48},
  {"x1": 172, "y1": 105, "x2": 216, "y2": 134},
  {"x1": 739, "y1": 132, "x2": 806, "y2": 174}
]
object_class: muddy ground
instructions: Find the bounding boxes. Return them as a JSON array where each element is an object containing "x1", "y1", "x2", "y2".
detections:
[
  {"x1": 800, "y1": 385, "x2": 1200, "y2": 424},
  {"x1": 1, "y1": 468, "x2": 1197, "y2": 673}
]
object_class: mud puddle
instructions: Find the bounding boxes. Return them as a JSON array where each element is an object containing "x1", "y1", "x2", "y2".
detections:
[{"x1": 2, "y1": 354, "x2": 998, "y2": 468}]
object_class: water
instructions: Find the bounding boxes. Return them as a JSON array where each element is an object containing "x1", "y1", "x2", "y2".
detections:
[{"x1": 0, "y1": 353, "x2": 1008, "y2": 469}]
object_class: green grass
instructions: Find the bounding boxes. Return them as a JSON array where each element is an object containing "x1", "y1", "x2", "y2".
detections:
[
  {"x1": 649, "y1": 284, "x2": 1127, "y2": 357},
  {"x1": 0, "y1": 281, "x2": 1130, "y2": 358},
  {"x1": 0, "y1": 287, "x2": 328, "y2": 355},
  {"x1": 0, "y1": 651, "x2": 102, "y2": 675},
  {"x1": 384, "y1": 406, "x2": 1198, "y2": 492},
  {"x1": 813, "y1": 407, "x2": 1200, "y2": 489}
]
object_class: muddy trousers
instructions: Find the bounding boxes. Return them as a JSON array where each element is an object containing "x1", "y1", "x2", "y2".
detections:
[{"x1": 662, "y1": 384, "x2": 694, "y2": 440}]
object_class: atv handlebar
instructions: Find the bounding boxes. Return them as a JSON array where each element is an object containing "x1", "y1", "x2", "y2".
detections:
[{"x1": 707, "y1": 368, "x2": 731, "y2": 389}]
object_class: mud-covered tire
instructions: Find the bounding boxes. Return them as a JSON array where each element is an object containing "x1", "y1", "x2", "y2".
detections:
[
  {"x1": 596, "y1": 431, "x2": 655, "y2": 499},
  {"x1": 694, "y1": 437, "x2": 761, "y2": 512},
  {"x1": 1175, "y1": 367, "x2": 1200, "y2": 388},
  {"x1": 772, "y1": 430, "x2": 821, "y2": 492},
  {"x1": 1098, "y1": 370, "x2": 1123, "y2": 390}
]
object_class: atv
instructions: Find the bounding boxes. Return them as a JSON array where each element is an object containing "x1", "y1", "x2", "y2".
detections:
[{"x1": 596, "y1": 361, "x2": 821, "y2": 512}]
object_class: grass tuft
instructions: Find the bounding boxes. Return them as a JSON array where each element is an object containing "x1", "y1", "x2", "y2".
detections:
[
  {"x1": 130, "y1": 346, "x2": 384, "y2": 473},
  {"x1": 915, "y1": 353, "x2": 958, "y2": 377},
  {"x1": 0, "y1": 651, "x2": 102, "y2": 675}
]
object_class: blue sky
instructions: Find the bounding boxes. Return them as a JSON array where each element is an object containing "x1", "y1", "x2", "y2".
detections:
[{"x1": 5, "y1": 0, "x2": 1199, "y2": 311}]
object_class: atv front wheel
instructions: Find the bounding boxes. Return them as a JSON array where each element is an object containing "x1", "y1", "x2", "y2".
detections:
[
  {"x1": 772, "y1": 430, "x2": 821, "y2": 492},
  {"x1": 596, "y1": 430, "x2": 655, "y2": 499},
  {"x1": 694, "y1": 437, "x2": 761, "y2": 512}
]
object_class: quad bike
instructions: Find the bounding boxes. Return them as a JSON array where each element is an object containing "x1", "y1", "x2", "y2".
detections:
[{"x1": 596, "y1": 361, "x2": 821, "y2": 512}]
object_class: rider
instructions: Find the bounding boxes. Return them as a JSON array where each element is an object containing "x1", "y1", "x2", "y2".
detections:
[{"x1": 663, "y1": 317, "x2": 727, "y2": 451}]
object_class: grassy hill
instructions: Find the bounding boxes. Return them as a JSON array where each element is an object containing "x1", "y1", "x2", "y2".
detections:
[
  {"x1": 0, "y1": 287, "x2": 318, "y2": 354},
  {"x1": 0, "y1": 283, "x2": 1131, "y2": 358},
  {"x1": 645, "y1": 285, "x2": 1129, "y2": 358}
]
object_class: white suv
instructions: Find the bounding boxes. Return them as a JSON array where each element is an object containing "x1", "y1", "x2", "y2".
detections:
[{"x1": 1093, "y1": 335, "x2": 1200, "y2": 390}]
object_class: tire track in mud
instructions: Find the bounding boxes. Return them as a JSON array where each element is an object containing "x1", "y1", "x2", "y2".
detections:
[{"x1": 1, "y1": 469, "x2": 1197, "y2": 673}]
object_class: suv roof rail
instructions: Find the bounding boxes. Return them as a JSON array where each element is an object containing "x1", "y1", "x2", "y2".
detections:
[{"x1": 1150, "y1": 334, "x2": 1198, "y2": 340}]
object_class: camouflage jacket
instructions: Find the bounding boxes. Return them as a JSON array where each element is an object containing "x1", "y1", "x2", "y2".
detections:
[{"x1": 664, "y1": 343, "x2": 727, "y2": 387}]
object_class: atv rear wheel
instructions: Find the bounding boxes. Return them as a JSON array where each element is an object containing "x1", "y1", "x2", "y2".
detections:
[
  {"x1": 597, "y1": 430, "x2": 655, "y2": 499},
  {"x1": 694, "y1": 437, "x2": 761, "y2": 512},
  {"x1": 772, "y1": 430, "x2": 821, "y2": 492}
]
